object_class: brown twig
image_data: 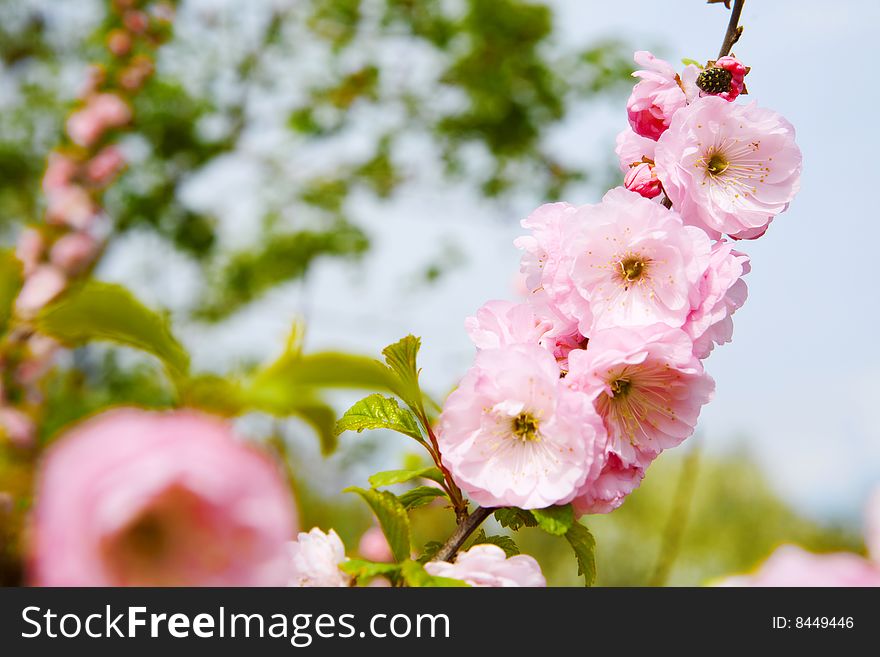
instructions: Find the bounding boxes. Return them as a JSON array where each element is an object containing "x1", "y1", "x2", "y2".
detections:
[
  {"x1": 717, "y1": 0, "x2": 746, "y2": 58},
  {"x1": 433, "y1": 506, "x2": 494, "y2": 562}
]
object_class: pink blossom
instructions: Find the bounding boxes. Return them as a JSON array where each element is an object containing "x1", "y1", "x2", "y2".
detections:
[
  {"x1": 358, "y1": 526, "x2": 393, "y2": 563},
  {"x1": 0, "y1": 407, "x2": 36, "y2": 448},
  {"x1": 16, "y1": 265, "x2": 66, "y2": 317},
  {"x1": 42, "y1": 153, "x2": 78, "y2": 195},
  {"x1": 465, "y1": 300, "x2": 553, "y2": 351},
  {"x1": 624, "y1": 162, "x2": 662, "y2": 199},
  {"x1": 438, "y1": 344, "x2": 607, "y2": 509},
  {"x1": 615, "y1": 129, "x2": 656, "y2": 172},
  {"x1": 627, "y1": 51, "x2": 688, "y2": 140},
  {"x1": 567, "y1": 324, "x2": 714, "y2": 466},
  {"x1": 15, "y1": 335, "x2": 60, "y2": 390},
  {"x1": 719, "y1": 545, "x2": 880, "y2": 587},
  {"x1": 107, "y1": 29, "x2": 133, "y2": 57},
  {"x1": 31, "y1": 408, "x2": 297, "y2": 586},
  {"x1": 565, "y1": 187, "x2": 711, "y2": 334},
  {"x1": 286, "y1": 528, "x2": 351, "y2": 587},
  {"x1": 123, "y1": 10, "x2": 150, "y2": 34},
  {"x1": 66, "y1": 94, "x2": 131, "y2": 147},
  {"x1": 515, "y1": 202, "x2": 592, "y2": 332},
  {"x1": 49, "y1": 233, "x2": 100, "y2": 275},
  {"x1": 15, "y1": 227, "x2": 44, "y2": 277},
  {"x1": 572, "y1": 452, "x2": 647, "y2": 516},
  {"x1": 86, "y1": 146, "x2": 126, "y2": 185},
  {"x1": 655, "y1": 97, "x2": 802, "y2": 240},
  {"x1": 46, "y1": 185, "x2": 95, "y2": 231},
  {"x1": 695, "y1": 56, "x2": 748, "y2": 102},
  {"x1": 424, "y1": 544, "x2": 546, "y2": 587},
  {"x1": 685, "y1": 241, "x2": 750, "y2": 359}
]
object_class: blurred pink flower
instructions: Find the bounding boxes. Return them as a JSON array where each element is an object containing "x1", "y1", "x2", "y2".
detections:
[
  {"x1": 696, "y1": 56, "x2": 748, "y2": 102},
  {"x1": 615, "y1": 128, "x2": 656, "y2": 172},
  {"x1": 572, "y1": 452, "x2": 647, "y2": 516},
  {"x1": 438, "y1": 344, "x2": 607, "y2": 509},
  {"x1": 31, "y1": 408, "x2": 297, "y2": 586},
  {"x1": 624, "y1": 162, "x2": 662, "y2": 199},
  {"x1": 465, "y1": 300, "x2": 553, "y2": 351},
  {"x1": 685, "y1": 241, "x2": 750, "y2": 359},
  {"x1": 719, "y1": 545, "x2": 880, "y2": 587},
  {"x1": 49, "y1": 233, "x2": 100, "y2": 275},
  {"x1": 655, "y1": 97, "x2": 802, "y2": 240},
  {"x1": 567, "y1": 324, "x2": 713, "y2": 466},
  {"x1": 425, "y1": 544, "x2": 545, "y2": 587},
  {"x1": 66, "y1": 93, "x2": 131, "y2": 147},
  {"x1": 42, "y1": 153, "x2": 78, "y2": 195},
  {"x1": 627, "y1": 51, "x2": 687, "y2": 140},
  {"x1": 86, "y1": 146, "x2": 126, "y2": 185},
  {"x1": 46, "y1": 185, "x2": 96, "y2": 231},
  {"x1": 15, "y1": 227, "x2": 44, "y2": 277},
  {"x1": 286, "y1": 528, "x2": 351, "y2": 587},
  {"x1": 0, "y1": 407, "x2": 36, "y2": 448},
  {"x1": 358, "y1": 526, "x2": 393, "y2": 563},
  {"x1": 16, "y1": 265, "x2": 66, "y2": 317},
  {"x1": 566, "y1": 187, "x2": 711, "y2": 334}
]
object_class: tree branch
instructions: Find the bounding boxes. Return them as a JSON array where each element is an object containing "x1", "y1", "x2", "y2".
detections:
[
  {"x1": 433, "y1": 506, "x2": 494, "y2": 562},
  {"x1": 717, "y1": 0, "x2": 746, "y2": 59}
]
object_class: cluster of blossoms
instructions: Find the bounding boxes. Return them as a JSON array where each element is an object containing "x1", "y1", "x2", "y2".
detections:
[
  {"x1": 720, "y1": 489, "x2": 880, "y2": 587},
  {"x1": 436, "y1": 51, "x2": 802, "y2": 517},
  {"x1": 1, "y1": 0, "x2": 175, "y2": 449}
]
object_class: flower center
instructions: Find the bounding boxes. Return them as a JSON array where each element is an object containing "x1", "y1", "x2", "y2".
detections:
[
  {"x1": 696, "y1": 66, "x2": 733, "y2": 94},
  {"x1": 610, "y1": 378, "x2": 632, "y2": 398},
  {"x1": 619, "y1": 257, "x2": 645, "y2": 282},
  {"x1": 706, "y1": 152, "x2": 729, "y2": 176},
  {"x1": 511, "y1": 412, "x2": 540, "y2": 442}
]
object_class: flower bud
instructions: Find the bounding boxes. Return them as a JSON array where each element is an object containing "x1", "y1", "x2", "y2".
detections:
[{"x1": 624, "y1": 162, "x2": 662, "y2": 199}]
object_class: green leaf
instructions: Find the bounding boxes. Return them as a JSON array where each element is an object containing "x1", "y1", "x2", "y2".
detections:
[
  {"x1": 248, "y1": 352, "x2": 399, "y2": 416},
  {"x1": 0, "y1": 248, "x2": 23, "y2": 336},
  {"x1": 399, "y1": 486, "x2": 448, "y2": 510},
  {"x1": 494, "y1": 507, "x2": 538, "y2": 531},
  {"x1": 344, "y1": 487, "x2": 411, "y2": 562},
  {"x1": 681, "y1": 57, "x2": 703, "y2": 67},
  {"x1": 181, "y1": 374, "x2": 247, "y2": 416},
  {"x1": 340, "y1": 559, "x2": 400, "y2": 585},
  {"x1": 565, "y1": 521, "x2": 597, "y2": 587},
  {"x1": 531, "y1": 504, "x2": 574, "y2": 536},
  {"x1": 381, "y1": 335, "x2": 425, "y2": 415},
  {"x1": 335, "y1": 394, "x2": 424, "y2": 442},
  {"x1": 36, "y1": 281, "x2": 189, "y2": 376},
  {"x1": 290, "y1": 399, "x2": 340, "y2": 456},
  {"x1": 468, "y1": 530, "x2": 520, "y2": 557},
  {"x1": 368, "y1": 467, "x2": 443, "y2": 488},
  {"x1": 417, "y1": 541, "x2": 445, "y2": 564},
  {"x1": 400, "y1": 560, "x2": 469, "y2": 587}
]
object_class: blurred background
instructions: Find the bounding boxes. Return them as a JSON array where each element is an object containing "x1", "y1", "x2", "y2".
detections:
[{"x1": 1, "y1": 0, "x2": 876, "y2": 585}]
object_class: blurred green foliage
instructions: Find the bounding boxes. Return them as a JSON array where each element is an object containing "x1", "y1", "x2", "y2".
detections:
[{"x1": 0, "y1": 0, "x2": 634, "y2": 319}]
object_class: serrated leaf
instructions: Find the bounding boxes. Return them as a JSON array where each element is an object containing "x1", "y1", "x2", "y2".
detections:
[
  {"x1": 400, "y1": 560, "x2": 469, "y2": 587},
  {"x1": 0, "y1": 249, "x2": 23, "y2": 337},
  {"x1": 399, "y1": 486, "x2": 448, "y2": 510},
  {"x1": 36, "y1": 281, "x2": 189, "y2": 376},
  {"x1": 368, "y1": 467, "x2": 443, "y2": 488},
  {"x1": 340, "y1": 559, "x2": 400, "y2": 585},
  {"x1": 335, "y1": 394, "x2": 424, "y2": 442},
  {"x1": 417, "y1": 541, "x2": 444, "y2": 564},
  {"x1": 531, "y1": 504, "x2": 574, "y2": 536},
  {"x1": 344, "y1": 487, "x2": 411, "y2": 562},
  {"x1": 469, "y1": 530, "x2": 520, "y2": 557},
  {"x1": 494, "y1": 507, "x2": 538, "y2": 531},
  {"x1": 565, "y1": 521, "x2": 597, "y2": 587},
  {"x1": 381, "y1": 335, "x2": 425, "y2": 415}
]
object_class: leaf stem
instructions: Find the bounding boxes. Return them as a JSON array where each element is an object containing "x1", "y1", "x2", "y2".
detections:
[{"x1": 433, "y1": 506, "x2": 494, "y2": 562}]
